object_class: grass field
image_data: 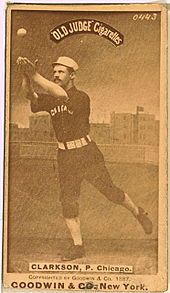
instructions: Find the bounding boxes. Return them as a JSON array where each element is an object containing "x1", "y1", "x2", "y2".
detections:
[{"x1": 7, "y1": 158, "x2": 158, "y2": 274}]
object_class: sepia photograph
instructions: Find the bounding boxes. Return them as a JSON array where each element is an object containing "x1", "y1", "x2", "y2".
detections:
[{"x1": 3, "y1": 3, "x2": 167, "y2": 292}]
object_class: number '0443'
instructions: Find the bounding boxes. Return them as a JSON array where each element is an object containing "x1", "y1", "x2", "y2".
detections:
[{"x1": 133, "y1": 13, "x2": 157, "y2": 21}]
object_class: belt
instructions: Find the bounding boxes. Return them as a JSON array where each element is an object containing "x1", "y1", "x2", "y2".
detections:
[{"x1": 58, "y1": 135, "x2": 91, "y2": 150}]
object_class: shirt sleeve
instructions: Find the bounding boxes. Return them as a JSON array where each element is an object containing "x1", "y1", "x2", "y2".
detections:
[
  {"x1": 30, "y1": 93, "x2": 51, "y2": 113},
  {"x1": 31, "y1": 93, "x2": 68, "y2": 113},
  {"x1": 66, "y1": 91, "x2": 90, "y2": 116}
]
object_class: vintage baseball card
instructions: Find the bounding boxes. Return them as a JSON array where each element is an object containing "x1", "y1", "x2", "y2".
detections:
[{"x1": 3, "y1": 3, "x2": 167, "y2": 292}]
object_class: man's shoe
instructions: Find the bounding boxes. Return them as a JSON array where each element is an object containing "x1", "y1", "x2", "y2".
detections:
[
  {"x1": 61, "y1": 245, "x2": 85, "y2": 261},
  {"x1": 136, "y1": 207, "x2": 153, "y2": 234}
]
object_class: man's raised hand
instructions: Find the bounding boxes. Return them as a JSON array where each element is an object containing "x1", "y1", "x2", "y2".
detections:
[{"x1": 16, "y1": 57, "x2": 38, "y2": 76}]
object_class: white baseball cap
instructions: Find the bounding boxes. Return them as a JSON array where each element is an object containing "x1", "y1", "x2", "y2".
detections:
[{"x1": 52, "y1": 56, "x2": 79, "y2": 71}]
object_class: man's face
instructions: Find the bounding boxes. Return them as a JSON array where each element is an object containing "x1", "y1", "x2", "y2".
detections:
[{"x1": 53, "y1": 64, "x2": 72, "y2": 89}]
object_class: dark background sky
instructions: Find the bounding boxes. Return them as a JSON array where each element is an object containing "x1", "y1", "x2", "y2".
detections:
[{"x1": 10, "y1": 9, "x2": 160, "y2": 127}]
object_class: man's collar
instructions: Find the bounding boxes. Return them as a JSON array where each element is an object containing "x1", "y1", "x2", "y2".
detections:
[{"x1": 66, "y1": 86, "x2": 76, "y2": 94}]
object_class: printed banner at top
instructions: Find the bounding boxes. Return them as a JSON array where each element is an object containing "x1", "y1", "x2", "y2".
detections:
[{"x1": 50, "y1": 19, "x2": 124, "y2": 47}]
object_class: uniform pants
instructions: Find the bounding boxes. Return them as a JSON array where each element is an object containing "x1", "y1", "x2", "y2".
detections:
[{"x1": 57, "y1": 142, "x2": 125, "y2": 218}]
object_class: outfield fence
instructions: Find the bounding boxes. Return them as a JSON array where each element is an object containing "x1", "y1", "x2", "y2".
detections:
[{"x1": 9, "y1": 141, "x2": 159, "y2": 165}]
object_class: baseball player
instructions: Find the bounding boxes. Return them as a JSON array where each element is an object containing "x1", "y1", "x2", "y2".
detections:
[{"x1": 17, "y1": 56, "x2": 153, "y2": 261}]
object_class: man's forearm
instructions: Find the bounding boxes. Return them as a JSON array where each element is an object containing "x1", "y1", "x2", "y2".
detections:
[
  {"x1": 32, "y1": 73, "x2": 68, "y2": 98},
  {"x1": 27, "y1": 91, "x2": 39, "y2": 104},
  {"x1": 21, "y1": 74, "x2": 38, "y2": 103},
  {"x1": 17, "y1": 57, "x2": 67, "y2": 99}
]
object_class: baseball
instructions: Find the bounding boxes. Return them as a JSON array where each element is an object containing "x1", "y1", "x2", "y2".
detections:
[{"x1": 17, "y1": 28, "x2": 27, "y2": 37}]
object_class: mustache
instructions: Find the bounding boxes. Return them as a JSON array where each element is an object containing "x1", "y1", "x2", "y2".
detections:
[{"x1": 54, "y1": 77, "x2": 61, "y2": 82}]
